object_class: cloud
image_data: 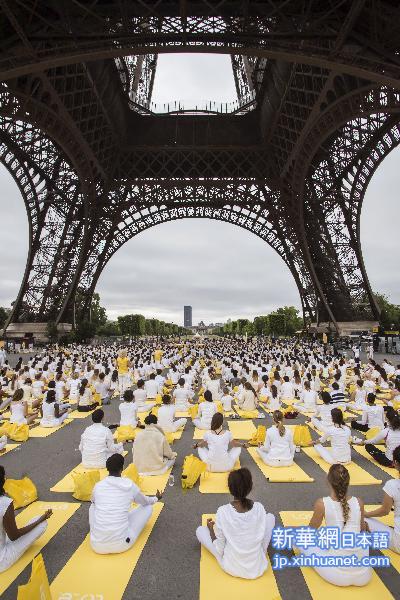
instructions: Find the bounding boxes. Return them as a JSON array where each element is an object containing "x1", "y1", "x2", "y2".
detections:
[{"x1": 0, "y1": 54, "x2": 399, "y2": 324}]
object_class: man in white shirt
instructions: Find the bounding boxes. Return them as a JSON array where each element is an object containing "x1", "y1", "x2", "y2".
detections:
[
  {"x1": 79, "y1": 409, "x2": 124, "y2": 468},
  {"x1": 144, "y1": 373, "x2": 160, "y2": 399},
  {"x1": 89, "y1": 453, "x2": 162, "y2": 554}
]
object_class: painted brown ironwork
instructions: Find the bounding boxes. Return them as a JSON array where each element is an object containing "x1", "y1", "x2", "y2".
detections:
[{"x1": 0, "y1": 1, "x2": 399, "y2": 330}]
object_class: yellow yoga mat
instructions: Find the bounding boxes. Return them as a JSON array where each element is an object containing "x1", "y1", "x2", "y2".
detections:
[
  {"x1": 247, "y1": 447, "x2": 314, "y2": 483},
  {"x1": 0, "y1": 443, "x2": 20, "y2": 456},
  {"x1": 353, "y1": 446, "x2": 396, "y2": 476},
  {"x1": 0, "y1": 501, "x2": 80, "y2": 595},
  {"x1": 199, "y1": 461, "x2": 241, "y2": 494},
  {"x1": 228, "y1": 421, "x2": 257, "y2": 440},
  {"x1": 139, "y1": 469, "x2": 172, "y2": 496},
  {"x1": 50, "y1": 503, "x2": 163, "y2": 600},
  {"x1": 68, "y1": 409, "x2": 96, "y2": 419},
  {"x1": 302, "y1": 447, "x2": 382, "y2": 486},
  {"x1": 280, "y1": 511, "x2": 394, "y2": 600},
  {"x1": 193, "y1": 427, "x2": 207, "y2": 440},
  {"x1": 234, "y1": 408, "x2": 259, "y2": 419},
  {"x1": 365, "y1": 505, "x2": 400, "y2": 574},
  {"x1": 199, "y1": 514, "x2": 281, "y2": 600},
  {"x1": 51, "y1": 452, "x2": 128, "y2": 492},
  {"x1": 29, "y1": 419, "x2": 72, "y2": 438},
  {"x1": 176, "y1": 410, "x2": 190, "y2": 417}
]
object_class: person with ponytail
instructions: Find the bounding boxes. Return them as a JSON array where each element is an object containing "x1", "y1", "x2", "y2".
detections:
[
  {"x1": 237, "y1": 381, "x2": 259, "y2": 412},
  {"x1": 364, "y1": 445, "x2": 400, "y2": 552},
  {"x1": 193, "y1": 413, "x2": 244, "y2": 472},
  {"x1": 193, "y1": 390, "x2": 217, "y2": 430},
  {"x1": 356, "y1": 407, "x2": 400, "y2": 467},
  {"x1": 257, "y1": 410, "x2": 295, "y2": 467},
  {"x1": 0, "y1": 465, "x2": 52, "y2": 572},
  {"x1": 303, "y1": 464, "x2": 371, "y2": 586},
  {"x1": 310, "y1": 391, "x2": 334, "y2": 431},
  {"x1": 9, "y1": 388, "x2": 38, "y2": 425},
  {"x1": 312, "y1": 407, "x2": 353, "y2": 464},
  {"x1": 196, "y1": 467, "x2": 275, "y2": 579},
  {"x1": 77, "y1": 378, "x2": 99, "y2": 412}
]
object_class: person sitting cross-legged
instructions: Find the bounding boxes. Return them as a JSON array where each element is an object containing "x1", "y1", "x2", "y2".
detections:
[
  {"x1": 196, "y1": 467, "x2": 275, "y2": 579},
  {"x1": 89, "y1": 453, "x2": 162, "y2": 554},
  {"x1": 79, "y1": 409, "x2": 124, "y2": 469}
]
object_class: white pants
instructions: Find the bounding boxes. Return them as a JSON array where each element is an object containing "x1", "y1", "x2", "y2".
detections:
[
  {"x1": 314, "y1": 444, "x2": 350, "y2": 465},
  {"x1": 89, "y1": 504, "x2": 153, "y2": 554},
  {"x1": 0, "y1": 398, "x2": 11, "y2": 411},
  {"x1": 192, "y1": 418, "x2": 210, "y2": 430},
  {"x1": 302, "y1": 545, "x2": 371, "y2": 586},
  {"x1": 41, "y1": 411, "x2": 69, "y2": 428},
  {"x1": 137, "y1": 403, "x2": 156, "y2": 412},
  {"x1": 161, "y1": 418, "x2": 187, "y2": 433},
  {"x1": 196, "y1": 512, "x2": 275, "y2": 575},
  {"x1": 0, "y1": 518, "x2": 47, "y2": 572},
  {"x1": 256, "y1": 447, "x2": 294, "y2": 467},
  {"x1": 198, "y1": 447, "x2": 241, "y2": 472},
  {"x1": 138, "y1": 457, "x2": 176, "y2": 476},
  {"x1": 118, "y1": 374, "x2": 131, "y2": 394},
  {"x1": 365, "y1": 518, "x2": 400, "y2": 552},
  {"x1": 293, "y1": 403, "x2": 316, "y2": 413}
]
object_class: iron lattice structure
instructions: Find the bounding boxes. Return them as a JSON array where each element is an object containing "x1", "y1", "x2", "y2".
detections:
[{"x1": 1, "y1": 1, "x2": 400, "y2": 331}]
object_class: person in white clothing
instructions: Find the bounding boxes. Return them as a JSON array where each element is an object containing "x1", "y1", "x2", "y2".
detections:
[
  {"x1": 294, "y1": 381, "x2": 318, "y2": 413},
  {"x1": 40, "y1": 389, "x2": 70, "y2": 427},
  {"x1": 0, "y1": 466, "x2": 52, "y2": 572},
  {"x1": 357, "y1": 408, "x2": 400, "y2": 468},
  {"x1": 350, "y1": 393, "x2": 385, "y2": 432},
  {"x1": 280, "y1": 376, "x2": 295, "y2": 402},
  {"x1": 364, "y1": 445, "x2": 400, "y2": 553},
  {"x1": 134, "y1": 380, "x2": 155, "y2": 411},
  {"x1": 301, "y1": 463, "x2": 371, "y2": 586},
  {"x1": 89, "y1": 453, "x2": 162, "y2": 554},
  {"x1": 196, "y1": 467, "x2": 275, "y2": 579},
  {"x1": 193, "y1": 390, "x2": 217, "y2": 430},
  {"x1": 66, "y1": 373, "x2": 81, "y2": 402},
  {"x1": 173, "y1": 378, "x2": 192, "y2": 411},
  {"x1": 144, "y1": 373, "x2": 160, "y2": 399},
  {"x1": 79, "y1": 409, "x2": 124, "y2": 468},
  {"x1": 310, "y1": 391, "x2": 334, "y2": 431},
  {"x1": 350, "y1": 380, "x2": 367, "y2": 409},
  {"x1": 220, "y1": 387, "x2": 233, "y2": 413},
  {"x1": 157, "y1": 394, "x2": 187, "y2": 433},
  {"x1": 313, "y1": 408, "x2": 353, "y2": 464},
  {"x1": 9, "y1": 389, "x2": 38, "y2": 425},
  {"x1": 257, "y1": 410, "x2": 295, "y2": 467},
  {"x1": 119, "y1": 389, "x2": 139, "y2": 428},
  {"x1": 194, "y1": 413, "x2": 244, "y2": 472}
]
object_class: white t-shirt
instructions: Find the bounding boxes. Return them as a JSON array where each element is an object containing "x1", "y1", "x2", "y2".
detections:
[
  {"x1": 90, "y1": 476, "x2": 157, "y2": 552},
  {"x1": 157, "y1": 405, "x2": 177, "y2": 431},
  {"x1": 198, "y1": 402, "x2": 217, "y2": 429},
  {"x1": 213, "y1": 502, "x2": 269, "y2": 579},
  {"x1": 320, "y1": 426, "x2": 352, "y2": 463},
  {"x1": 203, "y1": 430, "x2": 233, "y2": 466},
  {"x1": 383, "y1": 479, "x2": 400, "y2": 544},
  {"x1": 119, "y1": 402, "x2": 138, "y2": 427},
  {"x1": 0, "y1": 496, "x2": 13, "y2": 560},
  {"x1": 144, "y1": 380, "x2": 159, "y2": 398}
]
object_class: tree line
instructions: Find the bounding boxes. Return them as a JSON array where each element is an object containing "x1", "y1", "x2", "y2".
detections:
[{"x1": 215, "y1": 306, "x2": 303, "y2": 337}]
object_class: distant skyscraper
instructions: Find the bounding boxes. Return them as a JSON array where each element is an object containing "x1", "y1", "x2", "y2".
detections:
[{"x1": 184, "y1": 305, "x2": 192, "y2": 328}]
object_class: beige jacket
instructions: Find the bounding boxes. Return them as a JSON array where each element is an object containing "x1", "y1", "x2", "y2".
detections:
[
  {"x1": 132, "y1": 424, "x2": 176, "y2": 474},
  {"x1": 238, "y1": 389, "x2": 258, "y2": 411}
]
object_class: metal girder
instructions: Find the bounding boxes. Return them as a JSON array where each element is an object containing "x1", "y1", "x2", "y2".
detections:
[{"x1": 0, "y1": 1, "x2": 399, "y2": 331}]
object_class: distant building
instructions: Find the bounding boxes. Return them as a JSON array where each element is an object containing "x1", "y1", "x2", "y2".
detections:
[{"x1": 184, "y1": 305, "x2": 192, "y2": 328}]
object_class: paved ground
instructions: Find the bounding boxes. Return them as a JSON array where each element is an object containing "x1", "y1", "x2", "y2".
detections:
[{"x1": 1, "y1": 354, "x2": 400, "y2": 599}]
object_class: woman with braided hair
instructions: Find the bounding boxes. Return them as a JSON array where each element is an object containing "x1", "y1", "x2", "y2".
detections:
[{"x1": 302, "y1": 464, "x2": 372, "y2": 586}]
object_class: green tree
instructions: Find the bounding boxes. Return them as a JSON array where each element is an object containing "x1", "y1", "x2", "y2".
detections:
[
  {"x1": 90, "y1": 292, "x2": 107, "y2": 329},
  {"x1": 253, "y1": 316, "x2": 270, "y2": 336},
  {"x1": 0, "y1": 307, "x2": 9, "y2": 329},
  {"x1": 46, "y1": 321, "x2": 58, "y2": 342},
  {"x1": 75, "y1": 320, "x2": 97, "y2": 342},
  {"x1": 97, "y1": 321, "x2": 120, "y2": 336},
  {"x1": 373, "y1": 292, "x2": 400, "y2": 330}
]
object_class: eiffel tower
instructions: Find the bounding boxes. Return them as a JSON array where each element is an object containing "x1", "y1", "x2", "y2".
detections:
[{"x1": 1, "y1": 1, "x2": 399, "y2": 337}]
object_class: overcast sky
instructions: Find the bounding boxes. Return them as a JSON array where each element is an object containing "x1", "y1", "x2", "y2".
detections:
[{"x1": 0, "y1": 54, "x2": 399, "y2": 325}]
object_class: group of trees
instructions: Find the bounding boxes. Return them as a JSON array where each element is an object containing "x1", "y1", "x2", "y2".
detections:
[
  {"x1": 116, "y1": 314, "x2": 188, "y2": 337},
  {"x1": 216, "y1": 306, "x2": 304, "y2": 337}
]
